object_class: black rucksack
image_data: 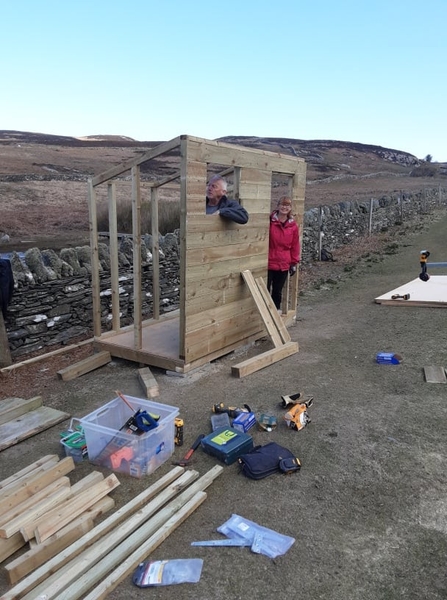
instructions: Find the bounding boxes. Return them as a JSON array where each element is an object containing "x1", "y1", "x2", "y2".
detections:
[{"x1": 238, "y1": 442, "x2": 301, "y2": 480}]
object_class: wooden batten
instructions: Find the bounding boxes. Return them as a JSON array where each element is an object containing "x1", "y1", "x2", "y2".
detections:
[{"x1": 108, "y1": 182, "x2": 120, "y2": 332}]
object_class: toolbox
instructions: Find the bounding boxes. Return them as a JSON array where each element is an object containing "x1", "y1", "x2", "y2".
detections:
[
  {"x1": 201, "y1": 427, "x2": 254, "y2": 465},
  {"x1": 80, "y1": 396, "x2": 178, "y2": 478}
]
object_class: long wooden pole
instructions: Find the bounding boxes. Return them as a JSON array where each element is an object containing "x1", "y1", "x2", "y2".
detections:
[{"x1": 0, "y1": 312, "x2": 12, "y2": 367}]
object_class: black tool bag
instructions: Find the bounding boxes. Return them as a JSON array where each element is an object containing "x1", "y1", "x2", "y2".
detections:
[{"x1": 238, "y1": 442, "x2": 301, "y2": 480}]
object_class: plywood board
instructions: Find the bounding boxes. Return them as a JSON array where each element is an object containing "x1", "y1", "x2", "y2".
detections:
[{"x1": 375, "y1": 276, "x2": 447, "y2": 307}]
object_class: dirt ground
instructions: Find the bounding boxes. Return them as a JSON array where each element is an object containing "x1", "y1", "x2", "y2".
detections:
[{"x1": 1, "y1": 211, "x2": 447, "y2": 599}]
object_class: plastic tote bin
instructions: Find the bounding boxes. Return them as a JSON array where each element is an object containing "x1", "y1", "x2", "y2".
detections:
[{"x1": 79, "y1": 396, "x2": 179, "y2": 478}]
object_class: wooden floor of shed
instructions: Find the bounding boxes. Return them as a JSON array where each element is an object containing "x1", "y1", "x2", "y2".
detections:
[
  {"x1": 375, "y1": 276, "x2": 447, "y2": 307},
  {"x1": 93, "y1": 315, "x2": 184, "y2": 372}
]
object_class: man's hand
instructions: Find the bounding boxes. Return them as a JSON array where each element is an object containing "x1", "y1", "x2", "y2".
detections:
[{"x1": 289, "y1": 265, "x2": 297, "y2": 276}]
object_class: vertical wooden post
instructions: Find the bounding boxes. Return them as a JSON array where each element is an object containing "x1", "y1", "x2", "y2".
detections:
[
  {"x1": 108, "y1": 182, "x2": 120, "y2": 332},
  {"x1": 368, "y1": 198, "x2": 374, "y2": 235},
  {"x1": 178, "y1": 136, "x2": 188, "y2": 359},
  {"x1": 150, "y1": 187, "x2": 160, "y2": 320},
  {"x1": 233, "y1": 167, "x2": 241, "y2": 200},
  {"x1": 88, "y1": 179, "x2": 102, "y2": 338},
  {"x1": 318, "y1": 206, "x2": 323, "y2": 260},
  {"x1": 132, "y1": 166, "x2": 142, "y2": 350},
  {"x1": 400, "y1": 190, "x2": 404, "y2": 221},
  {"x1": 0, "y1": 312, "x2": 12, "y2": 367}
]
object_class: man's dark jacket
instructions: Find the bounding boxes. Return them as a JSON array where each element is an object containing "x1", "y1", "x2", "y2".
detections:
[{"x1": 206, "y1": 195, "x2": 249, "y2": 224}]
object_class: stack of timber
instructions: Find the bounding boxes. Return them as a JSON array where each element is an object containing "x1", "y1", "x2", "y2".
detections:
[
  {"x1": 0, "y1": 397, "x2": 70, "y2": 452},
  {"x1": 1, "y1": 463, "x2": 223, "y2": 599},
  {"x1": 0, "y1": 455, "x2": 118, "y2": 579}
]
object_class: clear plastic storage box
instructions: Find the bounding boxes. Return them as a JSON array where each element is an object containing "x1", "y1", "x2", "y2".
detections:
[{"x1": 79, "y1": 396, "x2": 179, "y2": 478}]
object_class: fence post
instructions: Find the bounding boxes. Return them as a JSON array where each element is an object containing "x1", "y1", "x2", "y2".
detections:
[
  {"x1": 368, "y1": 198, "x2": 374, "y2": 235},
  {"x1": 318, "y1": 206, "x2": 323, "y2": 260}
]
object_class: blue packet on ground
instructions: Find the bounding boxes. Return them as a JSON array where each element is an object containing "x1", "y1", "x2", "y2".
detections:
[
  {"x1": 133, "y1": 559, "x2": 203, "y2": 587},
  {"x1": 217, "y1": 514, "x2": 295, "y2": 559}
]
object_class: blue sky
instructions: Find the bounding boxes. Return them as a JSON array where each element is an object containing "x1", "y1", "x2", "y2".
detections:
[{"x1": 2, "y1": 0, "x2": 446, "y2": 160}]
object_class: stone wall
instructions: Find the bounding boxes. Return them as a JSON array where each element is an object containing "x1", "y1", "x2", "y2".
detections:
[
  {"x1": 302, "y1": 187, "x2": 445, "y2": 260},
  {"x1": 3, "y1": 187, "x2": 445, "y2": 359},
  {"x1": 4, "y1": 234, "x2": 180, "y2": 359}
]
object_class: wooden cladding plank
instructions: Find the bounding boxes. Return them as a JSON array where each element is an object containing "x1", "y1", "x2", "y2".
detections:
[
  {"x1": 186, "y1": 253, "x2": 267, "y2": 283},
  {"x1": 232, "y1": 341, "x2": 299, "y2": 378},
  {"x1": 0, "y1": 495, "x2": 115, "y2": 599},
  {"x1": 186, "y1": 240, "x2": 266, "y2": 267},
  {"x1": 0, "y1": 457, "x2": 75, "y2": 511},
  {"x1": 16, "y1": 469, "x2": 191, "y2": 600},
  {"x1": 0, "y1": 406, "x2": 70, "y2": 452},
  {"x1": 0, "y1": 396, "x2": 43, "y2": 426},
  {"x1": 33, "y1": 474, "x2": 120, "y2": 543},
  {"x1": 185, "y1": 311, "x2": 264, "y2": 363},
  {"x1": 2, "y1": 486, "x2": 72, "y2": 539},
  {"x1": 0, "y1": 477, "x2": 70, "y2": 530},
  {"x1": 186, "y1": 212, "x2": 268, "y2": 234},
  {"x1": 5, "y1": 517, "x2": 94, "y2": 585},
  {"x1": 72, "y1": 493, "x2": 208, "y2": 600},
  {"x1": 56, "y1": 351, "x2": 111, "y2": 381},
  {"x1": 186, "y1": 137, "x2": 303, "y2": 175},
  {"x1": 0, "y1": 454, "x2": 59, "y2": 492},
  {"x1": 185, "y1": 296, "x2": 258, "y2": 334},
  {"x1": 0, "y1": 531, "x2": 25, "y2": 564},
  {"x1": 186, "y1": 222, "x2": 268, "y2": 250},
  {"x1": 73, "y1": 465, "x2": 223, "y2": 600},
  {"x1": 185, "y1": 282, "x2": 253, "y2": 317}
]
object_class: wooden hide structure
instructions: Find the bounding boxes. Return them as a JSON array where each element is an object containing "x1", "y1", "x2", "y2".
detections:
[{"x1": 88, "y1": 135, "x2": 306, "y2": 374}]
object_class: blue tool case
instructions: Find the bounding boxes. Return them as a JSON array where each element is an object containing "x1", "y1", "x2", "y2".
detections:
[{"x1": 201, "y1": 427, "x2": 253, "y2": 465}]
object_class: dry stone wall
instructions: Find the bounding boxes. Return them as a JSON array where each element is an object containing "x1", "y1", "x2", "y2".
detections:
[
  {"x1": 3, "y1": 187, "x2": 445, "y2": 359},
  {"x1": 302, "y1": 187, "x2": 445, "y2": 259},
  {"x1": 4, "y1": 234, "x2": 180, "y2": 359}
]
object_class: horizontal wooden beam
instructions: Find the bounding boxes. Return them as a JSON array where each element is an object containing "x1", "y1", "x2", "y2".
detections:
[
  {"x1": 91, "y1": 136, "x2": 181, "y2": 186},
  {"x1": 232, "y1": 341, "x2": 299, "y2": 378},
  {"x1": 57, "y1": 351, "x2": 111, "y2": 381}
]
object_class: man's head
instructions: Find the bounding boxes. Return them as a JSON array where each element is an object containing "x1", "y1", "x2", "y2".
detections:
[{"x1": 206, "y1": 176, "x2": 227, "y2": 205}]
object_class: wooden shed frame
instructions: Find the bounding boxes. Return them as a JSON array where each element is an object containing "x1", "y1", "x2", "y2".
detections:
[{"x1": 88, "y1": 135, "x2": 306, "y2": 375}]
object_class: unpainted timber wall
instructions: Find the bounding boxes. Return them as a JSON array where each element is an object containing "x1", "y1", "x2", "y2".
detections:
[{"x1": 179, "y1": 136, "x2": 306, "y2": 364}]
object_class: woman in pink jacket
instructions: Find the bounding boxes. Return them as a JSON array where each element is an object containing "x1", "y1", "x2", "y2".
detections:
[{"x1": 268, "y1": 196, "x2": 300, "y2": 310}]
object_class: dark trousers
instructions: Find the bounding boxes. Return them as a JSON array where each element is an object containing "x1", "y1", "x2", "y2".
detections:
[{"x1": 267, "y1": 269, "x2": 289, "y2": 309}]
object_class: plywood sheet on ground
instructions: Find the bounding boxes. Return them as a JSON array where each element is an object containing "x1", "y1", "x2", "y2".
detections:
[{"x1": 375, "y1": 276, "x2": 447, "y2": 307}]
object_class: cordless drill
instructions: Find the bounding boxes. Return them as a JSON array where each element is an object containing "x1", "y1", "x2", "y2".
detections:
[{"x1": 212, "y1": 403, "x2": 251, "y2": 419}]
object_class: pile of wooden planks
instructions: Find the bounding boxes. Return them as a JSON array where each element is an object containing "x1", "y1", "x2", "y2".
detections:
[
  {"x1": 0, "y1": 397, "x2": 70, "y2": 452},
  {"x1": 1, "y1": 461, "x2": 223, "y2": 599},
  {"x1": 0, "y1": 454, "x2": 118, "y2": 582}
]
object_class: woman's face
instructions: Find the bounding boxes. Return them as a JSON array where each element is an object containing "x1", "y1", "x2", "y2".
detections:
[{"x1": 278, "y1": 200, "x2": 291, "y2": 216}]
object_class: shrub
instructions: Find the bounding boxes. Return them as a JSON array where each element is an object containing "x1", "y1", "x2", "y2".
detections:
[{"x1": 97, "y1": 199, "x2": 180, "y2": 235}]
